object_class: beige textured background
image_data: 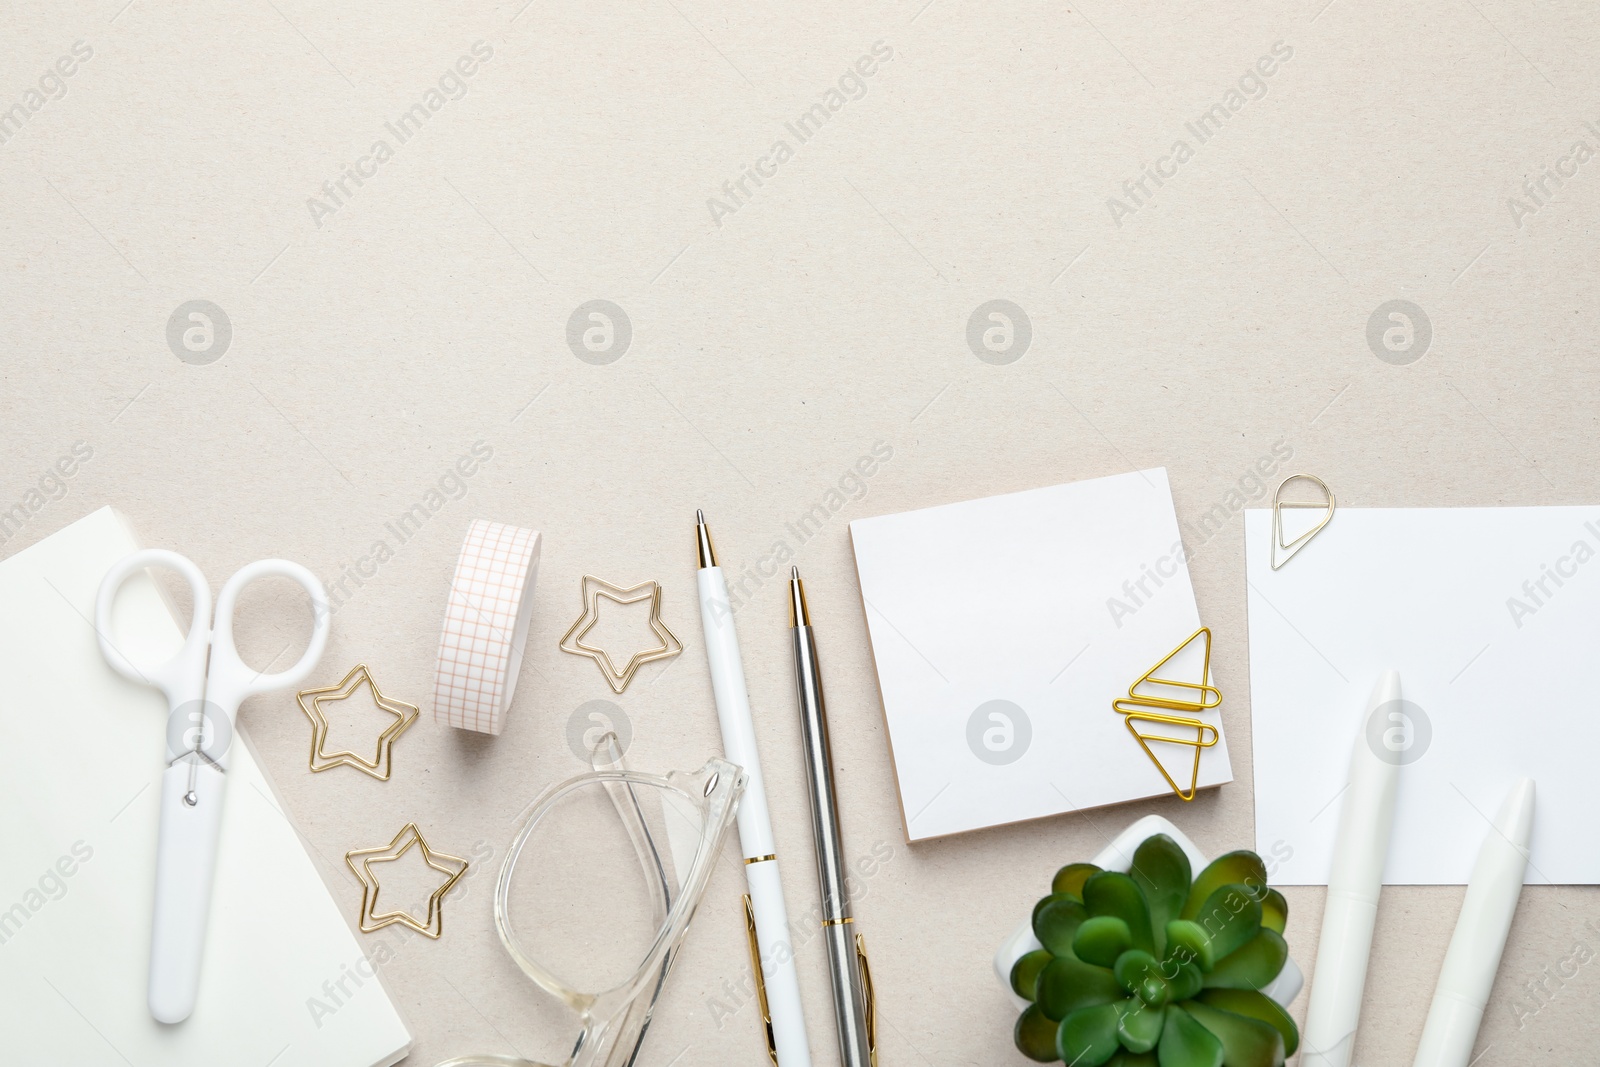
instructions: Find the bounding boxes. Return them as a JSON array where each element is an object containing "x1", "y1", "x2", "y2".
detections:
[{"x1": 4, "y1": 0, "x2": 1599, "y2": 1063}]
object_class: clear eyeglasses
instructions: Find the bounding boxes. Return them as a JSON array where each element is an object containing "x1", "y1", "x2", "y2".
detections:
[{"x1": 435, "y1": 735, "x2": 745, "y2": 1067}]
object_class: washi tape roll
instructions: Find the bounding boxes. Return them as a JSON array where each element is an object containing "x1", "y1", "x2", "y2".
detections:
[{"x1": 432, "y1": 519, "x2": 541, "y2": 735}]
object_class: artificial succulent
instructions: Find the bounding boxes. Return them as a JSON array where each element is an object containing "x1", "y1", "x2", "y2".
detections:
[{"x1": 1010, "y1": 834, "x2": 1298, "y2": 1067}]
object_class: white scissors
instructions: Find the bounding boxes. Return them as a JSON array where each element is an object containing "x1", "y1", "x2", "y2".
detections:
[{"x1": 96, "y1": 550, "x2": 330, "y2": 1024}]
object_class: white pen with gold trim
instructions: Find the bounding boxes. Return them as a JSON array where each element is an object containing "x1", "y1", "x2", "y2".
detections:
[{"x1": 696, "y1": 511, "x2": 812, "y2": 1067}]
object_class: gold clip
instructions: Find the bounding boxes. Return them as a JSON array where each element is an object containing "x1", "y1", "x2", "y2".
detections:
[
  {"x1": 1124, "y1": 626, "x2": 1221, "y2": 710},
  {"x1": 558, "y1": 575, "x2": 683, "y2": 693},
  {"x1": 297, "y1": 663, "x2": 419, "y2": 781},
  {"x1": 1113, "y1": 627, "x2": 1224, "y2": 801},
  {"x1": 1271, "y1": 473, "x2": 1336, "y2": 570},
  {"x1": 343, "y1": 823, "x2": 468, "y2": 938},
  {"x1": 857, "y1": 932, "x2": 877, "y2": 1066},
  {"x1": 743, "y1": 894, "x2": 779, "y2": 1066},
  {"x1": 1121, "y1": 710, "x2": 1219, "y2": 802}
]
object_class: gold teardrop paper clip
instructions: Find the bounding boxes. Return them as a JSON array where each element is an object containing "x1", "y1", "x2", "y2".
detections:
[
  {"x1": 1113, "y1": 626, "x2": 1223, "y2": 801},
  {"x1": 1271, "y1": 473, "x2": 1336, "y2": 570}
]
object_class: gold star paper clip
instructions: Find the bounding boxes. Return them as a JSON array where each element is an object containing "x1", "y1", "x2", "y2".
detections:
[
  {"x1": 344, "y1": 823, "x2": 468, "y2": 939},
  {"x1": 297, "y1": 664, "x2": 420, "y2": 781},
  {"x1": 558, "y1": 575, "x2": 683, "y2": 693}
]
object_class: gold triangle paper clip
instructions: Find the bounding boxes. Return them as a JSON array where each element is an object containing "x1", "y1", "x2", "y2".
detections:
[
  {"x1": 1271, "y1": 473, "x2": 1336, "y2": 570},
  {"x1": 1111, "y1": 626, "x2": 1221, "y2": 712},
  {"x1": 1113, "y1": 627, "x2": 1223, "y2": 801},
  {"x1": 1122, "y1": 710, "x2": 1219, "y2": 802}
]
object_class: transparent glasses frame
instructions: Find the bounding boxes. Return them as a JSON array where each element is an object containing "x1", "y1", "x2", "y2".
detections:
[{"x1": 436, "y1": 735, "x2": 745, "y2": 1067}]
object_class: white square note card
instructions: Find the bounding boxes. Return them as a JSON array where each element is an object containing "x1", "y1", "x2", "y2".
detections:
[
  {"x1": 849, "y1": 469, "x2": 1232, "y2": 843},
  {"x1": 1247, "y1": 506, "x2": 1600, "y2": 885}
]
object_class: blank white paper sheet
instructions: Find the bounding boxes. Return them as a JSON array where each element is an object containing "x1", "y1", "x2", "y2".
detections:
[
  {"x1": 0, "y1": 508, "x2": 412, "y2": 1066},
  {"x1": 1246, "y1": 505, "x2": 1600, "y2": 885},
  {"x1": 850, "y1": 469, "x2": 1232, "y2": 843}
]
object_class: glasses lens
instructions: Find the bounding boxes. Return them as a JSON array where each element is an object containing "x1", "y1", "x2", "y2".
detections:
[{"x1": 500, "y1": 774, "x2": 706, "y2": 997}]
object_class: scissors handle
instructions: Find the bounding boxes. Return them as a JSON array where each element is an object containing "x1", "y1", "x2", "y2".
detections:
[
  {"x1": 95, "y1": 550, "x2": 213, "y2": 704},
  {"x1": 205, "y1": 559, "x2": 331, "y2": 715}
]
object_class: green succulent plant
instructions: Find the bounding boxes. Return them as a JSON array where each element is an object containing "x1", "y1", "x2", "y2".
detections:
[{"x1": 1010, "y1": 834, "x2": 1298, "y2": 1067}]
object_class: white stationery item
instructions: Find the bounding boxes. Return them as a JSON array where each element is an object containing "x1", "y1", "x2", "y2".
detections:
[
  {"x1": 849, "y1": 468, "x2": 1231, "y2": 842},
  {"x1": 432, "y1": 518, "x2": 541, "y2": 735},
  {"x1": 0, "y1": 507, "x2": 411, "y2": 1065},
  {"x1": 1245, "y1": 505, "x2": 1593, "y2": 884},
  {"x1": 696, "y1": 512, "x2": 813, "y2": 1067},
  {"x1": 1412, "y1": 778, "x2": 1535, "y2": 1067},
  {"x1": 97, "y1": 548, "x2": 331, "y2": 1023},
  {"x1": 1301, "y1": 671, "x2": 1403, "y2": 1067},
  {"x1": 992, "y1": 814, "x2": 1304, "y2": 1012}
]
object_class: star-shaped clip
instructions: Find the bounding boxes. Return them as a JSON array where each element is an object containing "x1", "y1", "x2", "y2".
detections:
[
  {"x1": 344, "y1": 823, "x2": 468, "y2": 939},
  {"x1": 297, "y1": 664, "x2": 419, "y2": 781},
  {"x1": 558, "y1": 575, "x2": 683, "y2": 693}
]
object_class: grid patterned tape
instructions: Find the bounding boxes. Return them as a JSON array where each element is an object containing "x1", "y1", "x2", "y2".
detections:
[{"x1": 432, "y1": 519, "x2": 541, "y2": 735}]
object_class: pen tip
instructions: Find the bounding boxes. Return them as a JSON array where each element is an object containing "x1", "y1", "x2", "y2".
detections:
[
  {"x1": 788, "y1": 567, "x2": 809, "y2": 625},
  {"x1": 695, "y1": 511, "x2": 717, "y2": 567},
  {"x1": 1369, "y1": 669, "x2": 1401, "y2": 707},
  {"x1": 1494, "y1": 778, "x2": 1536, "y2": 845}
]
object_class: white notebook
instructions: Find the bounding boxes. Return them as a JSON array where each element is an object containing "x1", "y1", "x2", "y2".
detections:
[
  {"x1": 0, "y1": 507, "x2": 411, "y2": 1066},
  {"x1": 849, "y1": 469, "x2": 1232, "y2": 842}
]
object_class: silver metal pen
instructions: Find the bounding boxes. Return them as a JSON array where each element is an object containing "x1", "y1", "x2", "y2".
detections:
[{"x1": 788, "y1": 567, "x2": 875, "y2": 1067}]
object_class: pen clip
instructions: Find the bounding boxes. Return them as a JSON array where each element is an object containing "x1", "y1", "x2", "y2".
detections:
[
  {"x1": 743, "y1": 894, "x2": 779, "y2": 1066},
  {"x1": 857, "y1": 932, "x2": 877, "y2": 1066}
]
